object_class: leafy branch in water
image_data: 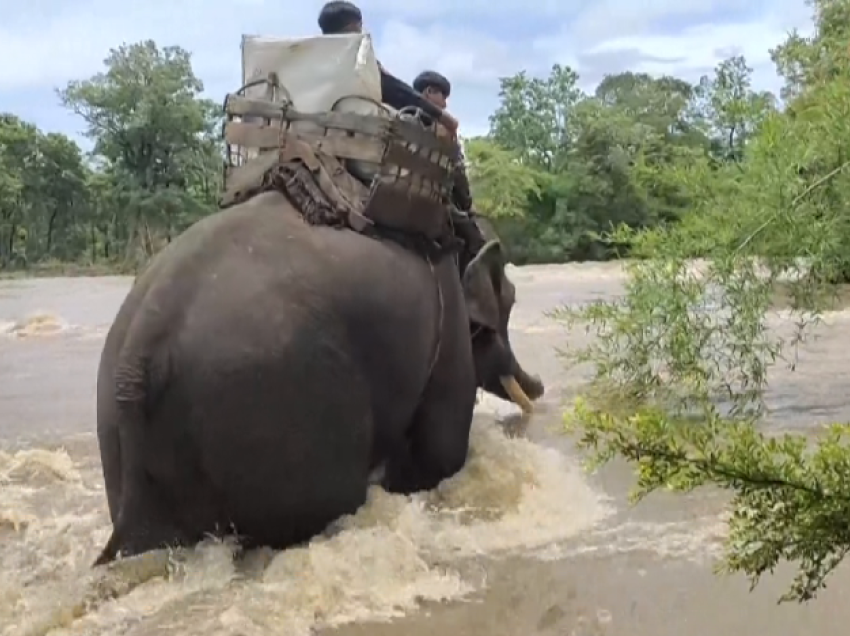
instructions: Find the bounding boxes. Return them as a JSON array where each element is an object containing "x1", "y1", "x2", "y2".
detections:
[
  {"x1": 556, "y1": 0, "x2": 850, "y2": 603},
  {"x1": 565, "y1": 399, "x2": 850, "y2": 602}
]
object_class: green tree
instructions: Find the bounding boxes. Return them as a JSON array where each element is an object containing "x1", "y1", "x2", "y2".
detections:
[
  {"x1": 29, "y1": 132, "x2": 93, "y2": 260},
  {"x1": 485, "y1": 66, "x2": 705, "y2": 263},
  {"x1": 59, "y1": 40, "x2": 222, "y2": 263},
  {"x1": 489, "y1": 64, "x2": 582, "y2": 171},
  {"x1": 560, "y1": 0, "x2": 850, "y2": 603},
  {"x1": 595, "y1": 72, "x2": 696, "y2": 141},
  {"x1": 0, "y1": 115, "x2": 34, "y2": 266},
  {"x1": 690, "y1": 56, "x2": 777, "y2": 162},
  {"x1": 0, "y1": 39, "x2": 224, "y2": 275},
  {"x1": 464, "y1": 136, "x2": 542, "y2": 219},
  {"x1": 0, "y1": 116, "x2": 95, "y2": 266}
]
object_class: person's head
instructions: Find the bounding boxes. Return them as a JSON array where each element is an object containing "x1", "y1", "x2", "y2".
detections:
[
  {"x1": 412, "y1": 70, "x2": 451, "y2": 109},
  {"x1": 318, "y1": 1, "x2": 362, "y2": 34}
]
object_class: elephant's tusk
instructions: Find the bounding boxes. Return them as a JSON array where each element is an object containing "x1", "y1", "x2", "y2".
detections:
[{"x1": 500, "y1": 375, "x2": 534, "y2": 414}]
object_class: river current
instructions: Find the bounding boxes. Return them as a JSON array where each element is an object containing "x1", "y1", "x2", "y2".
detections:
[{"x1": 2, "y1": 264, "x2": 849, "y2": 635}]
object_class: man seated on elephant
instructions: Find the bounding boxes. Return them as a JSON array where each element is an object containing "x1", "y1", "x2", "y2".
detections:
[
  {"x1": 317, "y1": 1, "x2": 459, "y2": 136},
  {"x1": 413, "y1": 69, "x2": 487, "y2": 260},
  {"x1": 317, "y1": 2, "x2": 484, "y2": 263}
]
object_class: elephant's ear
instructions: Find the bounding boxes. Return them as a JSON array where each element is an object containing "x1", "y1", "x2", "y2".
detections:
[{"x1": 462, "y1": 240, "x2": 504, "y2": 331}]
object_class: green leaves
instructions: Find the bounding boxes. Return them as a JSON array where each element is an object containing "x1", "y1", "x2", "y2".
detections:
[
  {"x1": 0, "y1": 115, "x2": 94, "y2": 266},
  {"x1": 2, "y1": 40, "x2": 223, "y2": 274},
  {"x1": 559, "y1": 0, "x2": 850, "y2": 604},
  {"x1": 464, "y1": 137, "x2": 541, "y2": 219},
  {"x1": 489, "y1": 64, "x2": 581, "y2": 171},
  {"x1": 567, "y1": 399, "x2": 850, "y2": 602},
  {"x1": 477, "y1": 62, "x2": 730, "y2": 263},
  {"x1": 59, "y1": 41, "x2": 221, "y2": 200},
  {"x1": 691, "y1": 56, "x2": 777, "y2": 162}
]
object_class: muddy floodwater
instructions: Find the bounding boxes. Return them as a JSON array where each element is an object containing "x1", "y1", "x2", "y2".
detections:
[{"x1": 2, "y1": 263, "x2": 850, "y2": 635}]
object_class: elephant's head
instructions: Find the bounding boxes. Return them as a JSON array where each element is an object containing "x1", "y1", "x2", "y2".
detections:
[{"x1": 462, "y1": 240, "x2": 545, "y2": 413}]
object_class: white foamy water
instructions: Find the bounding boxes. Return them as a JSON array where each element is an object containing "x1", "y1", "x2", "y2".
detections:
[
  {"x1": 0, "y1": 312, "x2": 72, "y2": 339},
  {"x1": 0, "y1": 417, "x2": 612, "y2": 636}
]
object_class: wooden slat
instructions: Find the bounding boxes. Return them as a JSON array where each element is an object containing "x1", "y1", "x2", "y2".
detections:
[
  {"x1": 224, "y1": 95, "x2": 460, "y2": 158},
  {"x1": 224, "y1": 94, "x2": 391, "y2": 136},
  {"x1": 289, "y1": 108, "x2": 390, "y2": 136},
  {"x1": 220, "y1": 152, "x2": 280, "y2": 207},
  {"x1": 362, "y1": 180, "x2": 449, "y2": 240},
  {"x1": 390, "y1": 118, "x2": 459, "y2": 157},
  {"x1": 382, "y1": 143, "x2": 454, "y2": 183},
  {"x1": 223, "y1": 121, "x2": 387, "y2": 164},
  {"x1": 223, "y1": 121, "x2": 280, "y2": 149},
  {"x1": 224, "y1": 94, "x2": 287, "y2": 119},
  {"x1": 224, "y1": 120, "x2": 452, "y2": 178}
]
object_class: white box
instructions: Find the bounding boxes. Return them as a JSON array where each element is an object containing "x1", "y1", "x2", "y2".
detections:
[
  {"x1": 238, "y1": 33, "x2": 391, "y2": 180},
  {"x1": 240, "y1": 33, "x2": 382, "y2": 113}
]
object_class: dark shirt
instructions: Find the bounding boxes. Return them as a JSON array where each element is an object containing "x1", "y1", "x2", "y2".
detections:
[
  {"x1": 452, "y1": 165, "x2": 473, "y2": 212},
  {"x1": 378, "y1": 63, "x2": 443, "y2": 121}
]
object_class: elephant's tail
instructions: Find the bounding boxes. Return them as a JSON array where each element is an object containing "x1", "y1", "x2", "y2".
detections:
[
  {"x1": 93, "y1": 306, "x2": 169, "y2": 568},
  {"x1": 92, "y1": 402, "x2": 146, "y2": 567},
  {"x1": 92, "y1": 356, "x2": 152, "y2": 567},
  {"x1": 93, "y1": 528, "x2": 122, "y2": 566}
]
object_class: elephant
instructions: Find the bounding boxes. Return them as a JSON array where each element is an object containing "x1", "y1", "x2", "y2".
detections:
[{"x1": 93, "y1": 189, "x2": 544, "y2": 565}]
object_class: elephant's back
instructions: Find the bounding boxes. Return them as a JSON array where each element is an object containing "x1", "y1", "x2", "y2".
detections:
[
  {"x1": 181, "y1": 192, "x2": 438, "y2": 318},
  {"x1": 108, "y1": 191, "x2": 442, "y2": 365},
  {"x1": 118, "y1": 190, "x2": 445, "y2": 408}
]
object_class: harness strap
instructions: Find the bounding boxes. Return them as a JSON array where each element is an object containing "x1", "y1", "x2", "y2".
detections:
[{"x1": 424, "y1": 254, "x2": 445, "y2": 381}]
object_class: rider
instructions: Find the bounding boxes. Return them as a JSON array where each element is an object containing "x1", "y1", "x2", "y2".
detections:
[
  {"x1": 412, "y1": 70, "x2": 450, "y2": 110},
  {"x1": 317, "y1": 1, "x2": 458, "y2": 136},
  {"x1": 317, "y1": 1, "x2": 486, "y2": 260},
  {"x1": 413, "y1": 70, "x2": 486, "y2": 258}
]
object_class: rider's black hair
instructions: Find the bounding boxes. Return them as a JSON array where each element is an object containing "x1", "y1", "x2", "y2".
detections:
[
  {"x1": 318, "y1": 1, "x2": 362, "y2": 34},
  {"x1": 412, "y1": 70, "x2": 451, "y2": 97}
]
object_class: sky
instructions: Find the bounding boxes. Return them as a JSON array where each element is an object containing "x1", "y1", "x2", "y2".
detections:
[{"x1": 0, "y1": 0, "x2": 816, "y2": 145}]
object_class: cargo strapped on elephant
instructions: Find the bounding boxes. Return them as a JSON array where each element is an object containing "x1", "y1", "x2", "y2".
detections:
[{"x1": 220, "y1": 74, "x2": 462, "y2": 243}]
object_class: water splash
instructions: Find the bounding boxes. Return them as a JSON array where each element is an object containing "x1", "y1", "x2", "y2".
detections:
[
  {"x1": 1, "y1": 312, "x2": 70, "y2": 338},
  {"x1": 0, "y1": 421, "x2": 612, "y2": 636}
]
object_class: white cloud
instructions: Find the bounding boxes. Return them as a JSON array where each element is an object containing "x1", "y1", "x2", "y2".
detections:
[
  {"x1": 0, "y1": 0, "x2": 818, "y2": 140},
  {"x1": 594, "y1": 24, "x2": 782, "y2": 88},
  {"x1": 533, "y1": 0, "x2": 814, "y2": 96},
  {"x1": 377, "y1": 21, "x2": 516, "y2": 88}
]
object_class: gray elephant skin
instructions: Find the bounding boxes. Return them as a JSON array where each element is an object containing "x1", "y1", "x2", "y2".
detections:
[{"x1": 94, "y1": 190, "x2": 544, "y2": 565}]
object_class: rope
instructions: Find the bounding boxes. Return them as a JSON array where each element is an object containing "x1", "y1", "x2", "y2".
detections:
[{"x1": 424, "y1": 254, "x2": 445, "y2": 381}]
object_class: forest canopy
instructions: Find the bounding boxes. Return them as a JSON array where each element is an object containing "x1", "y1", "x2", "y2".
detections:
[
  {"x1": 1, "y1": 29, "x2": 775, "y2": 271},
  {"x1": 0, "y1": 42, "x2": 222, "y2": 272}
]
